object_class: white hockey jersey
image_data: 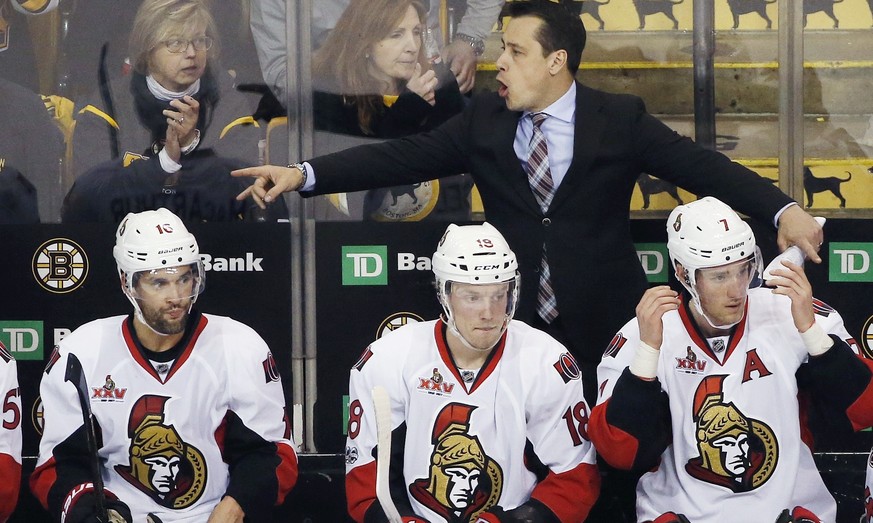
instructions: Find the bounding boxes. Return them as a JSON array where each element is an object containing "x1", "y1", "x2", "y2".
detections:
[
  {"x1": 0, "y1": 341, "x2": 21, "y2": 521},
  {"x1": 345, "y1": 318, "x2": 599, "y2": 523},
  {"x1": 32, "y1": 312, "x2": 297, "y2": 523},
  {"x1": 591, "y1": 289, "x2": 870, "y2": 523}
]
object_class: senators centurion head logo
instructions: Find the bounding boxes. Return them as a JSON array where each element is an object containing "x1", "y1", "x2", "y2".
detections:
[
  {"x1": 685, "y1": 375, "x2": 778, "y2": 492},
  {"x1": 32, "y1": 238, "x2": 89, "y2": 293},
  {"x1": 115, "y1": 395, "x2": 207, "y2": 509},
  {"x1": 409, "y1": 403, "x2": 503, "y2": 521}
]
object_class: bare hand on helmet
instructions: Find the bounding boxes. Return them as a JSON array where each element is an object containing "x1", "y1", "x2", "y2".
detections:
[
  {"x1": 765, "y1": 260, "x2": 814, "y2": 333},
  {"x1": 635, "y1": 286, "x2": 680, "y2": 350}
]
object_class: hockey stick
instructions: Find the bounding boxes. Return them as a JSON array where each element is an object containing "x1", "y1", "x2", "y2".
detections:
[
  {"x1": 371, "y1": 386, "x2": 402, "y2": 523},
  {"x1": 64, "y1": 353, "x2": 109, "y2": 523}
]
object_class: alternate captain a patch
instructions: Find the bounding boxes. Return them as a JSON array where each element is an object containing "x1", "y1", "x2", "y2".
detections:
[{"x1": 685, "y1": 375, "x2": 778, "y2": 492}]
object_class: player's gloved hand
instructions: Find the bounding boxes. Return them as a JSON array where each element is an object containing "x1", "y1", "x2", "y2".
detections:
[
  {"x1": 474, "y1": 504, "x2": 554, "y2": 523},
  {"x1": 648, "y1": 513, "x2": 692, "y2": 523},
  {"x1": 65, "y1": 495, "x2": 132, "y2": 523},
  {"x1": 105, "y1": 508, "x2": 132, "y2": 523},
  {"x1": 774, "y1": 507, "x2": 822, "y2": 523}
]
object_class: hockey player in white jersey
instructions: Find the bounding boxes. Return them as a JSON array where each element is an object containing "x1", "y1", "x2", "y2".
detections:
[
  {"x1": 589, "y1": 197, "x2": 873, "y2": 523},
  {"x1": 31, "y1": 208, "x2": 298, "y2": 522},
  {"x1": 0, "y1": 340, "x2": 21, "y2": 522},
  {"x1": 345, "y1": 222, "x2": 600, "y2": 523}
]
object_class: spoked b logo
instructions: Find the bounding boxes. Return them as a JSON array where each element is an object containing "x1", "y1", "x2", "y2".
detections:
[{"x1": 32, "y1": 238, "x2": 89, "y2": 293}]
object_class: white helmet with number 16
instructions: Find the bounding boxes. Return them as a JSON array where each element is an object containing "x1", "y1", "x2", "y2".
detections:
[{"x1": 113, "y1": 208, "x2": 205, "y2": 333}]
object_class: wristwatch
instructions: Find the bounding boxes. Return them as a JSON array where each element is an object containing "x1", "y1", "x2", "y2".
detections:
[
  {"x1": 287, "y1": 162, "x2": 308, "y2": 190},
  {"x1": 453, "y1": 33, "x2": 485, "y2": 57}
]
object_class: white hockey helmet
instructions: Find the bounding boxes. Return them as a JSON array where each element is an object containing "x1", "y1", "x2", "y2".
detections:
[
  {"x1": 113, "y1": 208, "x2": 205, "y2": 318},
  {"x1": 432, "y1": 222, "x2": 520, "y2": 349},
  {"x1": 667, "y1": 197, "x2": 761, "y2": 327}
]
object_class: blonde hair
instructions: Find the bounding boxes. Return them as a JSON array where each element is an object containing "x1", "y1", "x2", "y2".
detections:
[
  {"x1": 312, "y1": 0, "x2": 429, "y2": 135},
  {"x1": 129, "y1": 0, "x2": 220, "y2": 75}
]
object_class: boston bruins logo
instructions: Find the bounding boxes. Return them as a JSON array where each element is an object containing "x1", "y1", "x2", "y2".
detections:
[
  {"x1": 409, "y1": 403, "x2": 502, "y2": 522},
  {"x1": 115, "y1": 395, "x2": 207, "y2": 509},
  {"x1": 685, "y1": 375, "x2": 778, "y2": 492},
  {"x1": 32, "y1": 238, "x2": 89, "y2": 293},
  {"x1": 376, "y1": 312, "x2": 424, "y2": 339}
]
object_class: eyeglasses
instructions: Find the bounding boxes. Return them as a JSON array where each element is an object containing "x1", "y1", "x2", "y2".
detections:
[{"x1": 162, "y1": 36, "x2": 213, "y2": 53}]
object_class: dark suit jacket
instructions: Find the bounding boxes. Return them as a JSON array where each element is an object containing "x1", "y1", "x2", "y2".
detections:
[{"x1": 306, "y1": 82, "x2": 794, "y2": 364}]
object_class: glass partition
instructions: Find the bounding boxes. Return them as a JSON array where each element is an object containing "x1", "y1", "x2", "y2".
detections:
[{"x1": 2, "y1": 0, "x2": 871, "y2": 496}]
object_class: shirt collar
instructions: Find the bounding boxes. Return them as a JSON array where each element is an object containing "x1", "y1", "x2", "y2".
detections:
[{"x1": 523, "y1": 82, "x2": 576, "y2": 124}]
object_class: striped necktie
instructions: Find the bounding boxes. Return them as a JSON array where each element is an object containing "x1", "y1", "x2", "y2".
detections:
[{"x1": 526, "y1": 112, "x2": 558, "y2": 323}]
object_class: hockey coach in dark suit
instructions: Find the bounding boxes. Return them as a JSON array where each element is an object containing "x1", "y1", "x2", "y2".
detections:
[{"x1": 234, "y1": 0, "x2": 823, "y2": 399}]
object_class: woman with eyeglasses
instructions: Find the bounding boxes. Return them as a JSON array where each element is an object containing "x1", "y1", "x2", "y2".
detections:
[
  {"x1": 70, "y1": 0, "x2": 262, "y2": 179},
  {"x1": 63, "y1": 0, "x2": 286, "y2": 223}
]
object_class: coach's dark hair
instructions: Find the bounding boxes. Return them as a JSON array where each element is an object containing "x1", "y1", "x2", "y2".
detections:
[{"x1": 506, "y1": 0, "x2": 586, "y2": 74}]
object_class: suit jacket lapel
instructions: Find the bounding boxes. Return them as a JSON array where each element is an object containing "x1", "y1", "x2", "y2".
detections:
[
  {"x1": 491, "y1": 106, "x2": 544, "y2": 214},
  {"x1": 549, "y1": 83, "x2": 607, "y2": 212}
]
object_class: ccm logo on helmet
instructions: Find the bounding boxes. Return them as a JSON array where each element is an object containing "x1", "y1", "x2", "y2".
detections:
[{"x1": 474, "y1": 265, "x2": 501, "y2": 271}]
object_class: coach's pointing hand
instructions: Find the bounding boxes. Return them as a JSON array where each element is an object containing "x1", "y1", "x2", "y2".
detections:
[{"x1": 232, "y1": 165, "x2": 304, "y2": 209}]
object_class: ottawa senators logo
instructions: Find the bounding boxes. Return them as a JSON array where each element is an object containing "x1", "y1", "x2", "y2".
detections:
[
  {"x1": 409, "y1": 403, "x2": 502, "y2": 522},
  {"x1": 115, "y1": 395, "x2": 207, "y2": 509},
  {"x1": 685, "y1": 375, "x2": 778, "y2": 492}
]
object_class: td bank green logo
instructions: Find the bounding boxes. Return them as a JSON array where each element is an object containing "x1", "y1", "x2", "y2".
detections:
[
  {"x1": 636, "y1": 243, "x2": 669, "y2": 283},
  {"x1": 342, "y1": 246, "x2": 388, "y2": 286},
  {"x1": 0, "y1": 321, "x2": 44, "y2": 360},
  {"x1": 830, "y1": 243, "x2": 873, "y2": 282}
]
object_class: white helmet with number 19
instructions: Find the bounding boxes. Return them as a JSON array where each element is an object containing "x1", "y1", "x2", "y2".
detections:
[
  {"x1": 432, "y1": 222, "x2": 520, "y2": 350},
  {"x1": 113, "y1": 208, "x2": 204, "y2": 333}
]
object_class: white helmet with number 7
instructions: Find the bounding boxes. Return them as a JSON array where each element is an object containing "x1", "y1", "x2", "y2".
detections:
[
  {"x1": 432, "y1": 222, "x2": 520, "y2": 350},
  {"x1": 113, "y1": 208, "x2": 205, "y2": 332},
  {"x1": 667, "y1": 197, "x2": 762, "y2": 329}
]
